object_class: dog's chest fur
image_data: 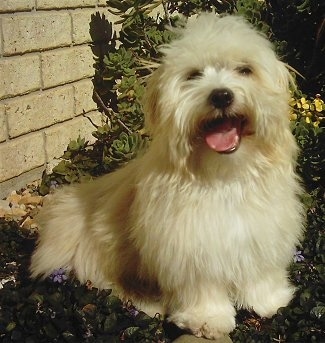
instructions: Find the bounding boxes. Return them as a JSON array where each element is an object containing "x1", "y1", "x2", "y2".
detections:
[{"x1": 129, "y1": 167, "x2": 300, "y2": 286}]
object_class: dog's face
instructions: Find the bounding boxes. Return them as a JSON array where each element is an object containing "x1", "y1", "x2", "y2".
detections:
[{"x1": 143, "y1": 14, "x2": 295, "y2": 173}]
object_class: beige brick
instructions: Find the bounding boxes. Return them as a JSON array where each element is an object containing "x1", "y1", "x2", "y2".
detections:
[
  {"x1": 0, "y1": 26, "x2": 3, "y2": 54},
  {"x1": 76, "y1": 111, "x2": 104, "y2": 144},
  {"x1": 6, "y1": 86, "x2": 75, "y2": 138},
  {"x1": 0, "y1": 103, "x2": 7, "y2": 142},
  {"x1": 71, "y1": 9, "x2": 95, "y2": 44},
  {"x1": 0, "y1": 0, "x2": 35, "y2": 12},
  {"x1": 0, "y1": 166, "x2": 43, "y2": 200},
  {"x1": 0, "y1": 132, "x2": 45, "y2": 182},
  {"x1": 0, "y1": 55, "x2": 41, "y2": 99},
  {"x1": 45, "y1": 114, "x2": 98, "y2": 160},
  {"x1": 71, "y1": 9, "x2": 118, "y2": 44},
  {"x1": 82, "y1": 111, "x2": 105, "y2": 139},
  {"x1": 74, "y1": 79, "x2": 97, "y2": 115},
  {"x1": 41, "y1": 46, "x2": 94, "y2": 89},
  {"x1": 150, "y1": 4, "x2": 164, "y2": 15},
  {"x1": 97, "y1": 0, "x2": 108, "y2": 6},
  {"x1": 2, "y1": 12, "x2": 72, "y2": 56},
  {"x1": 37, "y1": 0, "x2": 97, "y2": 9}
]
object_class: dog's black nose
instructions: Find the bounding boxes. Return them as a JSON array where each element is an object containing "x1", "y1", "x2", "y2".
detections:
[{"x1": 209, "y1": 88, "x2": 234, "y2": 109}]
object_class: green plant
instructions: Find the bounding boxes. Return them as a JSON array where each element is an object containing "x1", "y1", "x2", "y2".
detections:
[
  {"x1": 290, "y1": 95, "x2": 325, "y2": 194},
  {"x1": 167, "y1": 0, "x2": 235, "y2": 16}
]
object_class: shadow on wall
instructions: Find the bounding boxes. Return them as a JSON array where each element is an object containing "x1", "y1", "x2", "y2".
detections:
[{"x1": 89, "y1": 12, "x2": 117, "y2": 114}]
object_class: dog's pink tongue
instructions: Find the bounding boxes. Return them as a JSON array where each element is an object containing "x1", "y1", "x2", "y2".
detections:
[{"x1": 205, "y1": 118, "x2": 241, "y2": 153}]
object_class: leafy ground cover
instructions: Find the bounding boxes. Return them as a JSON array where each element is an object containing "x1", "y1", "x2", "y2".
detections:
[{"x1": 1, "y1": 1, "x2": 324, "y2": 342}]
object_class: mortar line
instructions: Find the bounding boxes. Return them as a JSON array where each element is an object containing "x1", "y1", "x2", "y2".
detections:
[{"x1": 0, "y1": 17, "x2": 4, "y2": 57}]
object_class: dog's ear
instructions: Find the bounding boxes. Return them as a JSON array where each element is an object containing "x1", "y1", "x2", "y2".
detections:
[
  {"x1": 142, "y1": 67, "x2": 163, "y2": 136},
  {"x1": 276, "y1": 60, "x2": 297, "y2": 93}
]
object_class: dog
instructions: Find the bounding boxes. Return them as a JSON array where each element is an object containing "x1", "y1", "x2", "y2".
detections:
[{"x1": 30, "y1": 13, "x2": 304, "y2": 339}]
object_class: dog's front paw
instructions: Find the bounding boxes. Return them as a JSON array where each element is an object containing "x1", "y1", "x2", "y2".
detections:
[
  {"x1": 252, "y1": 284, "x2": 295, "y2": 318},
  {"x1": 192, "y1": 321, "x2": 234, "y2": 340},
  {"x1": 169, "y1": 309, "x2": 235, "y2": 339}
]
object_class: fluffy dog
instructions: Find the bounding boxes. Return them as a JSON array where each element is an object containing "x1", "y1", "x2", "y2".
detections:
[{"x1": 31, "y1": 13, "x2": 304, "y2": 339}]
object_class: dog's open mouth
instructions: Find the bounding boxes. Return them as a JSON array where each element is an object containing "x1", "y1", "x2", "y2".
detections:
[{"x1": 202, "y1": 117, "x2": 246, "y2": 153}]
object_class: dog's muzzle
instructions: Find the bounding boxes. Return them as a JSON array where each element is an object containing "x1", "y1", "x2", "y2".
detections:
[{"x1": 201, "y1": 88, "x2": 246, "y2": 154}]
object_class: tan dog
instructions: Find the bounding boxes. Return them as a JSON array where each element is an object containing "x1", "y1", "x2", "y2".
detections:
[{"x1": 31, "y1": 13, "x2": 304, "y2": 339}]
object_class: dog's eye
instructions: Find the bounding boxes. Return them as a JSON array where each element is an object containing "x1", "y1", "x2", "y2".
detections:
[
  {"x1": 187, "y1": 70, "x2": 203, "y2": 80},
  {"x1": 237, "y1": 66, "x2": 253, "y2": 76}
]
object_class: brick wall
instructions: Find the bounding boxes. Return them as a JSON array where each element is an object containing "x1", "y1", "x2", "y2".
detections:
[{"x1": 0, "y1": 1, "x2": 117, "y2": 198}]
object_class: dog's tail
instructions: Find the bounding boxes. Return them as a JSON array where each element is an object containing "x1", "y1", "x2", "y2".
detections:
[{"x1": 30, "y1": 185, "x2": 87, "y2": 281}]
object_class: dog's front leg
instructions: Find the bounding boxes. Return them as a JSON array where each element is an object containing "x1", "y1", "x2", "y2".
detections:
[
  {"x1": 240, "y1": 269, "x2": 295, "y2": 318},
  {"x1": 166, "y1": 283, "x2": 236, "y2": 339}
]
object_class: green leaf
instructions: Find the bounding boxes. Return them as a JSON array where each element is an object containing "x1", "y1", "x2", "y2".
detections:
[
  {"x1": 310, "y1": 306, "x2": 325, "y2": 320},
  {"x1": 52, "y1": 161, "x2": 71, "y2": 176},
  {"x1": 103, "y1": 313, "x2": 117, "y2": 333},
  {"x1": 6, "y1": 322, "x2": 16, "y2": 332},
  {"x1": 122, "y1": 326, "x2": 140, "y2": 337}
]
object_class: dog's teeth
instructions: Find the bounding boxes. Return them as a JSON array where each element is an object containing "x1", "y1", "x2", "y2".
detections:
[{"x1": 228, "y1": 146, "x2": 237, "y2": 152}]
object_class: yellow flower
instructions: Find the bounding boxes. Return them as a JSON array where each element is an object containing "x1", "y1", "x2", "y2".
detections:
[
  {"x1": 314, "y1": 99, "x2": 323, "y2": 112},
  {"x1": 290, "y1": 112, "x2": 297, "y2": 121},
  {"x1": 313, "y1": 121, "x2": 320, "y2": 128},
  {"x1": 305, "y1": 117, "x2": 311, "y2": 124},
  {"x1": 289, "y1": 98, "x2": 297, "y2": 107}
]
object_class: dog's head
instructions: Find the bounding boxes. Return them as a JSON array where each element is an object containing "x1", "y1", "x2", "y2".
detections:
[{"x1": 143, "y1": 14, "x2": 296, "y2": 176}]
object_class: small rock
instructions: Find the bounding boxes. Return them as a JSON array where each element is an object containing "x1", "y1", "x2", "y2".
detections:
[
  {"x1": 0, "y1": 275, "x2": 16, "y2": 289},
  {"x1": 27, "y1": 180, "x2": 41, "y2": 190},
  {"x1": 9, "y1": 207, "x2": 27, "y2": 218},
  {"x1": 6, "y1": 192, "x2": 22, "y2": 205},
  {"x1": 21, "y1": 189, "x2": 31, "y2": 196},
  {"x1": 26, "y1": 204, "x2": 36, "y2": 210},
  {"x1": 21, "y1": 216, "x2": 35, "y2": 229},
  {"x1": 20, "y1": 216, "x2": 39, "y2": 231},
  {"x1": 19, "y1": 204, "x2": 26, "y2": 211},
  {"x1": 0, "y1": 200, "x2": 11, "y2": 211},
  {"x1": 19, "y1": 195, "x2": 43, "y2": 206},
  {"x1": 27, "y1": 207, "x2": 41, "y2": 218}
]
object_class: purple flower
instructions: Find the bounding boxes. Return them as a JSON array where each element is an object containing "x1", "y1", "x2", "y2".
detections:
[
  {"x1": 128, "y1": 308, "x2": 139, "y2": 317},
  {"x1": 49, "y1": 268, "x2": 68, "y2": 283},
  {"x1": 50, "y1": 180, "x2": 59, "y2": 190},
  {"x1": 295, "y1": 271, "x2": 302, "y2": 283},
  {"x1": 293, "y1": 250, "x2": 305, "y2": 263},
  {"x1": 124, "y1": 301, "x2": 139, "y2": 317}
]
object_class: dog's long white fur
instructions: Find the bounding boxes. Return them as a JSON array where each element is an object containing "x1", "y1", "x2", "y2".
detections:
[{"x1": 31, "y1": 14, "x2": 304, "y2": 339}]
